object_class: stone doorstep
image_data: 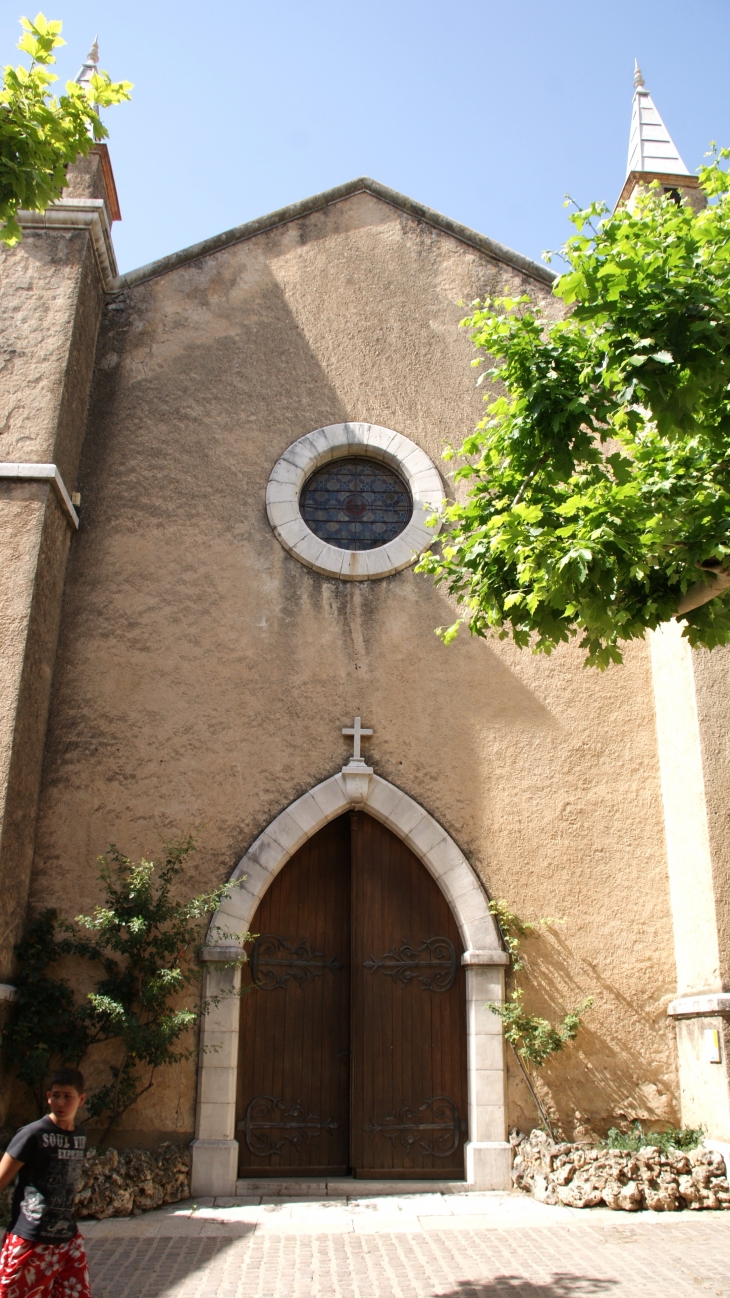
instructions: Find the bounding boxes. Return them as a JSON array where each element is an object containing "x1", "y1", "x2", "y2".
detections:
[{"x1": 234, "y1": 1177, "x2": 471, "y2": 1198}]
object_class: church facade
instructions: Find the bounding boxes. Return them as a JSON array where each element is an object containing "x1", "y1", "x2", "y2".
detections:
[{"x1": 0, "y1": 73, "x2": 728, "y2": 1195}]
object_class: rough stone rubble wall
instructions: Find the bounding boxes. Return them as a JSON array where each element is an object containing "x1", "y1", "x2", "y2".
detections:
[
  {"x1": 74, "y1": 1143, "x2": 191, "y2": 1218},
  {"x1": 0, "y1": 1143, "x2": 191, "y2": 1225},
  {"x1": 513, "y1": 1129, "x2": 730, "y2": 1210}
]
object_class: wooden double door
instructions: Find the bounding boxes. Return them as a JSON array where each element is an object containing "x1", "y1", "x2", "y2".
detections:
[{"x1": 236, "y1": 812, "x2": 467, "y2": 1178}]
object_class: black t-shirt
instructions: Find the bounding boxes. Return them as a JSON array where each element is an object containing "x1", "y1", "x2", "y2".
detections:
[{"x1": 6, "y1": 1116, "x2": 86, "y2": 1244}]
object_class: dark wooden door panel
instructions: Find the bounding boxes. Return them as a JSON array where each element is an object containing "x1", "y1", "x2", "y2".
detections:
[
  {"x1": 235, "y1": 810, "x2": 468, "y2": 1180},
  {"x1": 350, "y1": 812, "x2": 467, "y2": 1178},
  {"x1": 236, "y1": 815, "x2": 351, "y2": 1175}
]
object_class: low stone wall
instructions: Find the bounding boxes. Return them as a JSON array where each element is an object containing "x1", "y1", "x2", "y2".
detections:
[
  {"x1": 0, "y1": 1141, "x2": 191, "y2": 1226},
  {"x1": 512, "y1": 1129, "x2": 730, "y2": 1210},
  {"x1": 75, "y1": 1144, "x2": 191, "y2": 1219}
]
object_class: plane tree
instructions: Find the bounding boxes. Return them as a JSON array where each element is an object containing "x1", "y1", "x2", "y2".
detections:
[
  {"x1": 1, "y1": 12, "x2": 131, "y2": 245},
  {"x1": 419, "y1": 152, "x2": 730, "y2": 667}
]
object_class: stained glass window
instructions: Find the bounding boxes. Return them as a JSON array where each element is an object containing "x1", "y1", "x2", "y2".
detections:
[{"x1": 299, "y1": 457, "x2": 413, "y2": 551}]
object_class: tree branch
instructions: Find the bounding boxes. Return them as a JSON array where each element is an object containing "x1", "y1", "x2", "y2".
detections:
[{"x1": 511, "y1": 452, "x2": 550, "y2": 508}]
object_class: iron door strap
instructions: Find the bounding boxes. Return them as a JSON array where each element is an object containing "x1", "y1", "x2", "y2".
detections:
[
  {"x1": 250, "y1": 934, "x2": 343, "y2": 990},
  {"x1": 363, "y1": 936, "x2": 457, "y2": 991},
  {"x1": 238, "y1": 1095, "x2": 340, "y2": 1156},
  {"x1": 363, "y1": 1097, "x2": 465, "y2": 1157}
]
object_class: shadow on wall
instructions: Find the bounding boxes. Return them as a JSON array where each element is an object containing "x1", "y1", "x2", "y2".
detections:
[
  {"x1": 46, "y1": 245, "x2": 560, "y2": 907},
  {"x1": 434, "y1": 1279, "x2": 616, "y2": 1298},
  {"x1": 505, "y1": 923, "x2": 679, "y2": 1137},
  {"x1": 27, "y1": 240, "x2": 567, "y2": 1143}
]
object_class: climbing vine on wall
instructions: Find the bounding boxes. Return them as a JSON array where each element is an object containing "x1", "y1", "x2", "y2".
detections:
[{"x1": 487, "y1": 898, "x2": 593, "y2": 1136}]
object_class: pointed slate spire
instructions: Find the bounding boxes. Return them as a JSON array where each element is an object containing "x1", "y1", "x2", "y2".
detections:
[
  {"x1": 626, "y1": 60, "x2": 689, "y2": 178},
  {"x1": 74, "y1": 36, "x2": 99, "y2": 93},
  {"x1": 617, "y1": 61, "x2": 701, "y2": 210}
]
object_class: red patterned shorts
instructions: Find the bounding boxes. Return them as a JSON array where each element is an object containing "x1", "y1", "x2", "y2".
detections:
[{"x1": 0, "y1": 1232, "x2": 91, "y2": 1298}]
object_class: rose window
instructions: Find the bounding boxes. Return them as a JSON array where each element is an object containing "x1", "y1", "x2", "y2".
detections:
[{"x1": 299, "y1": 457, "x2": 412, "y2": 551}]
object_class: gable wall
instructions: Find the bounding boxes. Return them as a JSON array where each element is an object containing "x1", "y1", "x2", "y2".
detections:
[{"x1": 24, "y1": 192, "x2": 677, "y2": 1143}]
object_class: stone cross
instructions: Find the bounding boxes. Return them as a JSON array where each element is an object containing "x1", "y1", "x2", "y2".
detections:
[{"x1": 342, "y1": 716, "x2": 373, "y2": 761}]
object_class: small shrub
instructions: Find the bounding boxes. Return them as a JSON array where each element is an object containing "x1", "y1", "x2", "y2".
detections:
[
  {"x1": 603, "y1": 1121, "x2": 704, "y2": 1153},
  {"x1": 2, "y1": 836, "x2": 244, "y2": 1142}
]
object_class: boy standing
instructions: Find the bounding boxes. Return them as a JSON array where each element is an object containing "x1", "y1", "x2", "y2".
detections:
[{"x1": 0, "y1": 1068, "x2": 91, "y2": 1297}]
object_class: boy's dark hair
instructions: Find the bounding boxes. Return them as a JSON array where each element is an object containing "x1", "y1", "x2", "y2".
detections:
[{"x1": 48, "y1": 1067, "x2": 85, "y2": 1094}]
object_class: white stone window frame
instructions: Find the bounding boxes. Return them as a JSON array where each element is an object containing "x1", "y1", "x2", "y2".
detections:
[{"x1": 266, "y1": 423, "x2": 444, "y2": 580}]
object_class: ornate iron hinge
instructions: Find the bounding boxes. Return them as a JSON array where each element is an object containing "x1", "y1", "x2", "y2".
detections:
[
  {"x1": 363, "y1": 936, "x2": 457, "y2": 991},
  {"x1": 363, "y1": 1097, "x2": 465, "y2": 1157},
  {"x1": 238, "y1": 1095, "x2": 340, "y2": 1156},
  {"x1": 250, "y1": 934, "x2": 343, "y2": 990}
]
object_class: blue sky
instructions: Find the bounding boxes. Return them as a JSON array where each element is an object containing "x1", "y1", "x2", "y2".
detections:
[{"x1": 5, "y1": 1, "x2": 729, "y2": 274}]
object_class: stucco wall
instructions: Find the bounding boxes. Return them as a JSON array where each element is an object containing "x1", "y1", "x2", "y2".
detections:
[
  {"x1": 0, "y1": 222, "x2": 104, "y2": 984},
  {"x1": 688, "y1": 645, "x2": 730, "y2": 1133},
  {"x1": 25, "y1": 192, "x2": 679, "y2": 1142},
  {"x1": 0, "y1": 485, "x2": 71, "y2": 981},
  {"x1": 692, "y1": 643, "x2": 730, "y2": 993}
]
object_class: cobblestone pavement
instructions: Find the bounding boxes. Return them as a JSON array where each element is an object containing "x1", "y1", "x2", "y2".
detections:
[{"x1": 80, "y1": 1193, "x2": 730, "y2": 1298}]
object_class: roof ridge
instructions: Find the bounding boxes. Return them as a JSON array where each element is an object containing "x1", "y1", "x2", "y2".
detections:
[{"x1": 110, "y1": 177, "x2": 556, "y2": 292}]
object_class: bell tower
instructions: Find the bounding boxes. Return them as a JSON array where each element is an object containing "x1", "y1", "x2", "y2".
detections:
[
  {"x1": 617, "y1": 61, "x2": 703, "y2": 210},
  {"x1": 0, "y1": 42, "x2": 120, "y2": 985},
  {"x1": 627, "y1": 60, "x2": 730, "y2": 1154}
]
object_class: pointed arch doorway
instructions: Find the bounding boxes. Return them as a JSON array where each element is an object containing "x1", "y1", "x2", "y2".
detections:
[
  {"x1": 191, "y1": 771, "x2": 510, "y2": 1196},
  {"x1": 236, "y1": 811, "x2": 467, "y2": 1178}
]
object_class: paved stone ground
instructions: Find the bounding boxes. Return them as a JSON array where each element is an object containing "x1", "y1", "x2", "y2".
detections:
[{"x1": 80, "y1": 1192, "x2": 730, "y2": 1298}]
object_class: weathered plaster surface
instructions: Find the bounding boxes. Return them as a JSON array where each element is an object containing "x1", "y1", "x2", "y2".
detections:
[
  {"x1": 0, "y1": 486, "x2": 72, "y2": 981},
  {"x1": 692, "y1": 642, "x2": 730, "y2": 993},
  {"x1": 0, "y1": 217, "x2": 104, "y2": 982},
  {"x1": 0, "y1": 229, "x2": 97, "y2": 468},
  {"x1": 687, "y1": 642, "x2": 730, "y2": 1135},
  {"x1": 0, "y1": 488, "x2": 47, "y2": 964},
  {"x1": 26, "y1": 192, "x2": 678, "y2": 1141}
]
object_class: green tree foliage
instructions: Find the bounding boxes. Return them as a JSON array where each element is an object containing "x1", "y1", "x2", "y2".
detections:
[
  {"x1": 2, "y1": 911, "x2": 102, "y2": 1113},
  {"x1": 418, "y1": 151, "x2": 730, "y2": 667},
  {"x1": 76, "y1": 838, "x2": 239, "y2": 1141},
  {"x1": 2, "y1": 838, "x2": 241, "y2": 1141},
  {"x1": 1, "y1": 13, "x2": 131, "y2": 245},
  {"x1": 488, "y1": 899, "x2": 592, "y2": 1135}
]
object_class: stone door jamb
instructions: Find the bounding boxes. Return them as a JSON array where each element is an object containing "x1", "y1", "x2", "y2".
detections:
[{"x1": 190, "y1": 772, "x2": 510, "y2": 1195}]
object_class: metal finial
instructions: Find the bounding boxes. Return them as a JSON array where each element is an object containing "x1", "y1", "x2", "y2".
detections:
[
  {"x1": 87, "y1": 36, "x2": 99, "y2": 65},
  {"x1": 634, "y1": 59, "x2": 645, "y2": 90}
]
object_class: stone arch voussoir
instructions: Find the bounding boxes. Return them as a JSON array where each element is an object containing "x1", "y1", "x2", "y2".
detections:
[{"x1": 207, "y1": 772, "x2": 502, "y2": 957}]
